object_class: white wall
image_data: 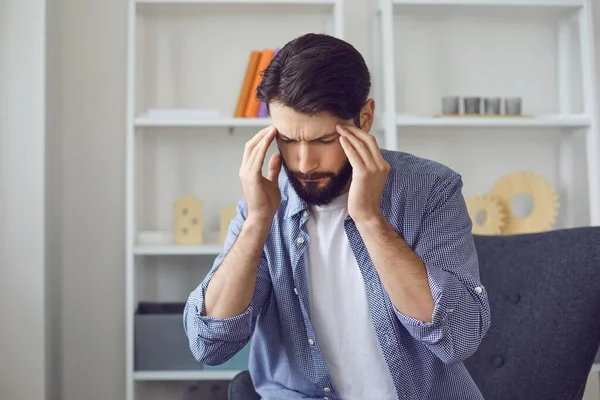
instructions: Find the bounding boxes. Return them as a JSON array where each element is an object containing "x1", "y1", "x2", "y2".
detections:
[
  {"x1": 46, "y1": 0, "x2": 64, "y2": 398},
  {"x1": 47, "y1": 0, "x2": 600, "y2": 399},
  {"x1": 59, "y1": 0, "x2": 127, "y2": 399},
  {"x1": 0, "y1": 0, "x2": 50, "y2": 399}
]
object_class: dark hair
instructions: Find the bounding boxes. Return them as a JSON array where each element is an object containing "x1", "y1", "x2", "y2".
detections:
[{"x1": 256, "y1": 33, "x2": 371, "y2": 126}]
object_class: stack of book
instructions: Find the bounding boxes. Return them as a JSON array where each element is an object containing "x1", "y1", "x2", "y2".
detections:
[{"x1": 234, "y1": 48, "x2": 279, "y2": 118}]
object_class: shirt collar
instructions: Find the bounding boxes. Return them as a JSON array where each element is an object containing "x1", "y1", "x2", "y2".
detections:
[{"x1": 279, "y1": 172, "x2": 307, "y2": 220}]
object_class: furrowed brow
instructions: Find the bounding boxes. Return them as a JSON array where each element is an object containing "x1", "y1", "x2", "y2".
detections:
[{"x1": 277, "y1": 132, "x2": 338, "y2": 141}]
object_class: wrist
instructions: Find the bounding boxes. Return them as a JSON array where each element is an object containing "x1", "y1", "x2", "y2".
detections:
[
  {"x1": 244, "y1": 215, "x2": 273, "y2": 236},
  {"x1": 354, "y1": 212, "x2": 388, "y2": 233}
]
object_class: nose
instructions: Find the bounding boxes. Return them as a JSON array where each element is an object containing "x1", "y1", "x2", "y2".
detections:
[{"x1": 297, "y1": 143, "x2": 319, "y2": 174}]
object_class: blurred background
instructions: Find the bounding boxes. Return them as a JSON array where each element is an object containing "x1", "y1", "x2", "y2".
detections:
[{"x1": 1, "y1": 0, "x2": 599, "y2": 399}]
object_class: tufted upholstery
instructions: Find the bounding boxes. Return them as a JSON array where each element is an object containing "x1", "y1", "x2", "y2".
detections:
[
  {"x1": 464, "y1": 227, "x2": 600, "y2": 400},
  {"x1": 228, "y1": 227, "x2": 600, "y2": 400}
]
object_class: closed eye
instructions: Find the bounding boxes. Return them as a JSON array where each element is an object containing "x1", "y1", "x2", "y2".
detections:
[
  {"x1": 277, "y1": 135, "x2": 337, "y2": 144},
  {"x1": 318, "y1": 139, "x2": 336, "y2": 145}
]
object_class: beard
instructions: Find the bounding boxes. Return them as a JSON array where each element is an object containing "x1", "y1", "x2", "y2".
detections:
[{"x1": 280, "y1": 151, "x2": 353, "y2": 207}]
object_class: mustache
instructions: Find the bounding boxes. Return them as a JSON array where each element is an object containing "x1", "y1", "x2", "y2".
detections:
[
  {"x1": 279, "y1": 150, "x2": 336, "y2": 181},
  {"x1": 279, "y1": 148, "x2": 351, "y2": 182},
  {"x1": 291, "y1": 171, "x2": 335, "y2": 180}
]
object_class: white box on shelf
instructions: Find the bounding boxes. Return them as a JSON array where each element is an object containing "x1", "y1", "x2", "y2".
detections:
[
  {"x1": 137, "y1": 230, "x2": 174, "y2": 245},
  {"x1": 146, "y1": 108, "x2": 221, "y2": 121}
]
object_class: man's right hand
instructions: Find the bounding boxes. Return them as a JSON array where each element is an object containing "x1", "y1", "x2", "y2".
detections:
[{"x1": 239, "y1": 125, "x2": 282, "y2": 224}]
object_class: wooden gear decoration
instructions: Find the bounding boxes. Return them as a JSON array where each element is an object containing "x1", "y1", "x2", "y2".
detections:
[
  {"x1": 490, "y1": 171, "x2": 559, "y2": 234},
  {"x1": 466, "y1": 194, "x2": 506, "y2": 235}
]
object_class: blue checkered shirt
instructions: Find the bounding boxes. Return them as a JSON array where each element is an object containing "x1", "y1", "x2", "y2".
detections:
[{"x1": 184, "y1": 149, "x2": 491, "y2": 400}]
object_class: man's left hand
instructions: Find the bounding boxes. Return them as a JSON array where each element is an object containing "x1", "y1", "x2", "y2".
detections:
[{"x1": 336, "y1": 124, "x2": 390, "y2": 224}]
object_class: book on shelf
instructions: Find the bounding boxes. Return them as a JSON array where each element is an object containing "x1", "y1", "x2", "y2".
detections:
[
  {"x1": 235, "y1": 48, "x2": 279, "y2": 119},
  {"x1": 139, "y1": 48, "x2": 279, "y2": 122}
]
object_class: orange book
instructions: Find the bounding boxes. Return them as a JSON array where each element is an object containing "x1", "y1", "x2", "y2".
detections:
[
  {"x1": 234, "y1": 50, "x2": 261, "y2": 118},
  {"x1": 244, "y1": 49, "x2": 275, "y2": 118}
]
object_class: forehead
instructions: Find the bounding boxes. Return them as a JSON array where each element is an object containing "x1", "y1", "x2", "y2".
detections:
[{"x1": 269, "y1": 103, "x2": 345, "y2": 140}]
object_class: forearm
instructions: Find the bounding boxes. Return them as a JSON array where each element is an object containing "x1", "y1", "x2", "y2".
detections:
[
  {"x1": 355, "y1": 215, "x2": 488, "y2": 363},
  {"x1": 204, "y1": 218, "x2": 272, "y2": 319},
  {"x1": 355, "y1": 215, "x2": 434, "y2": 323}
]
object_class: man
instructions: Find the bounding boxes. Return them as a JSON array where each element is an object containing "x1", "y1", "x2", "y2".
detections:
[{"x1": 184, "y1": 33, "x2": 491, "y2": 400}]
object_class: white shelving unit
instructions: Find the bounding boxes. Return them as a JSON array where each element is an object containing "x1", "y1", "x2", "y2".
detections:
[
  {"x1": 375, "y1": 0, "x2": 600, "y2": 227},
  {"x1": 374, "y1": 0, "x2": 600, "y2": 385},
  {"x1": 125, "y1": 0, "x2": 344, "y2": 399}
]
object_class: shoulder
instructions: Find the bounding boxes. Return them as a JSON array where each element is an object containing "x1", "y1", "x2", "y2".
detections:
[
  {"x1": 382, "y1": 149, "x2": 459, "y2": 182},
  {"x1": 377, "y1": 150, "x2": 471, "y2": 246},
  {"x1": 382, "y1": 150, "x2": 466, "y2": 227},
  {"x1": 382, "y1": 149, "x2": 462, "y2": 190}
]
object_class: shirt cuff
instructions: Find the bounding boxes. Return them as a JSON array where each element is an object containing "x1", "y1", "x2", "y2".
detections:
[
  {"x1": 195, "y1": 304, "x2": 254, "y2": 343},
  {"x1": 392, "y1": 302, "x2": 449, "y2": 344},
  {"x1": 188, "y1": 281, "x2": 254, "y2": 343}
]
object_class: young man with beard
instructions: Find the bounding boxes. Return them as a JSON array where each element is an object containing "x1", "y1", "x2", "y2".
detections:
[{"x1": 184, "y1": 33, "x2": 491, "y2": 400}]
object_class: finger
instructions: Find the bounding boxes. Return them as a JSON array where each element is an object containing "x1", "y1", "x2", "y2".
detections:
[
  {"x1": 339, "y1": 124, "x2": 386, "y2": 168},
  {"x1": 340, "y1": 123, "x2": 374, "y2": 145},
  {"x1": 339, "y1": 136, "x2": 365, "y2": 170},
  {"x1": 267, "y1": 153, "x2": 282, "y2": 182},
  {"x1": 243, "y1": 125, "x2": 275, "y2": 166},
  {"x1": 243, "y1": 125, "x2": 273, "y2": 166},
  {"x1": 249, "y1": 127, "x2": 277, "y2": 172},
  {"x1": 246, "y1": 126, "x2": 276, "y2": 169},
  {"x1": 337, "y1": 125, "x2": 376, "y2": 169}
]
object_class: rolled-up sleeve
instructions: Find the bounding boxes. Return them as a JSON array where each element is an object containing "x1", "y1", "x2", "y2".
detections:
[
  {"x1": 183, "y1": 199, "x2": 273, "y2": 366},
  {"x1": 394, "y1": 173, "x2": 491, "y2": 364}
]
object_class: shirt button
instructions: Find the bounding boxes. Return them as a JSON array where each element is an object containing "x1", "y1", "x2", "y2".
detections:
[
  {"x1": 324, "y1": 387, "x2": 331, "y2": 392},
  {"x1": 324, "y1": 397, "x2": 329, "y2": 400},
  {"x1": 303, "y1": 211, "x2": 308, "y2": 217},
  {"x1": 294, "y1": 287, "x2": 299, "y2": 295},
  {"x1": 308, "y1": 338, "x2": 315, "y2": 345},
  {"x1": 475, "y1": 286, "x2": 483, "y2": 294},
  {"x1": 297, "y1": 237, "x2": 305, "y2": 244}
]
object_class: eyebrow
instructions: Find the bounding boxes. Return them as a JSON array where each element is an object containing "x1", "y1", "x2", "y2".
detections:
[{"x1": 278, "y1": 132, "x2": 338, "y2": 141}]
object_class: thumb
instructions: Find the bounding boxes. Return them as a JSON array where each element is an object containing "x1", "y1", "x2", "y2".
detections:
[{"x1": 267, "y1": 153, "x2": 282, "y2": 182}]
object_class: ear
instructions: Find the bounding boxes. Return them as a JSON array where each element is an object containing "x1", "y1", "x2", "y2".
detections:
[{"x1": 359, "y1": 98, "x2": 375, "y2": 132}]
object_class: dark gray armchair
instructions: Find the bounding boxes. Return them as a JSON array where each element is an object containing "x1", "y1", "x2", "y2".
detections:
[
  {"x1": 464, "y1": 227, "x2": 600, "y2": 399},
  {"x1": 229, "y1": 227, "x2": 600, "y2": 400}
]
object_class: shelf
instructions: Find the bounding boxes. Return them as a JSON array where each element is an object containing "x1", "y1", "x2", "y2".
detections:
[
  {"x1": 134, "y1": 244, "x2": 223, "y2": 255},
  {"x1": 135, "y1": 116, "x2": 271, "y2": 128},
  {"x1": 392, "y1": 0, "x2": 583, "y2": 17},
  {"x1": 393, "y1": 0, "x2": 583, "y2": 6},
  {"x1": 395, "y1": 114, "x2": 591, "y2": 128},
  {"x1": 134, "y1": 231, "x2": 225, "y2": 255},
  {"x1": 137, "y1": 0, "x2": 335, "y2": 4},
  {"x1": 133, "y1": 370, "x2": 241, "y2": 381},
  {"x1": 136, "y1": 0, "x2": 336, "y2": 15}
]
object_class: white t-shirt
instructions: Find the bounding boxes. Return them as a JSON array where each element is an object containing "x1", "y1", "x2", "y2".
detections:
[{"x1": 305, "y1": 192, "x2": 398, "y2": 400}]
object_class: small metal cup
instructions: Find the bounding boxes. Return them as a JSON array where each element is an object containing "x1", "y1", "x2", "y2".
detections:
[
  {"x1": 441, "y1": 96, "x2": 460, "y2": 115},
  {"x1": 484, "y1": 97, "x2": 501, "y2": 115},
  {"x1": 464, "y1": 97, "x2": 481, "y2": 115},
  {"x1": 504, "y1": 97, "x2": 522, "y2": 115}
]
